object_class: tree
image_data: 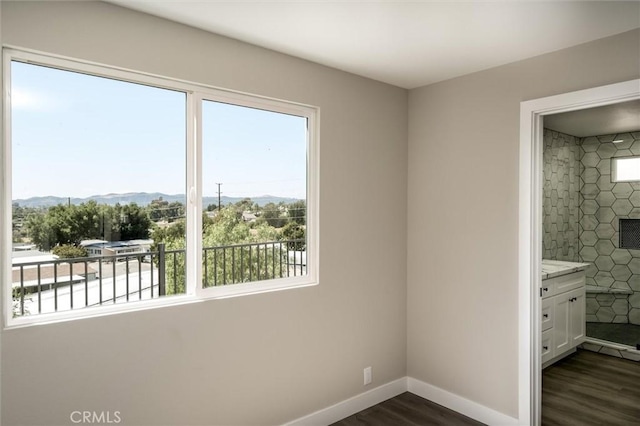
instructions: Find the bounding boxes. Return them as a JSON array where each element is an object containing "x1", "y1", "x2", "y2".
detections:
[
  {"x1": 68, "y1": 200, "x2": 103, "y2": 243},
  {"x1": 259, "y1": 202, "x2": 286, "y2": 228},
  {"x1": 12, "y1": 203, "x2": 43, "y2": 243},
  {"x1": 26, "y1": 202, "x2": 152, "y2": 251},
  {"x1": 148, "y1": 199, "x2": 185, "y2": 222},
  {"x1": 233, "y1": 198, "x2": 255, "y2": 213},
  {"x1": 152, "y1": 219, "x2": 186, "y2": 243},
  {"x1": 288, "y1": 200, "x2": 306, "y2": 225},
  {"x1": 202, "y1": 208, "x2": 280, "y2": 287},
  {"x1": 118, "y1": 203, "x2": 152, "y2": 240},
  {"x1": 159, "y1": 236, "x2": 187, "y2": 296},
  {"x1": 202, "y1": 212, "x2": 214, "y2": 232},
  {"x1": 148, "y1": 198, "x2": 169, "y2": 221},
  {"x1": 166, "y1": 202, "x2": 185, "y2": 221},
  {"x1": 25, "y1": 211, "x2": 54, "y2": 250},
  {"x1": 36, "y1": 201, "x2": 104, "y2": 246},
  {"x1": 52, "y1": 244, "x2": 88, "y2": 259},
  {"x1": 280, "y1": 222, "x2": 306, "y2": 251},
  {"x1": 156, "y1": 207, "x2": 284, "y2": 293}
]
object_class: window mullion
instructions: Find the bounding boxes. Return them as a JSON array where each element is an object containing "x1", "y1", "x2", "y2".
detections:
[{"x1": 186, "y1": 92, "x2": 202, "y2": 296}]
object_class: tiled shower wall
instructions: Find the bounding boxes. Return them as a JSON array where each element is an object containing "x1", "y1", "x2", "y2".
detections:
[
  {"x1": 542, "y1": 129, "x2": 640, "y2": 325},
  {"x1": 542, "y1": 130, "x2": 581, "y2": 262},
  {"x1": 579, "y1": 132, "x2": 640, "y2": 325}
]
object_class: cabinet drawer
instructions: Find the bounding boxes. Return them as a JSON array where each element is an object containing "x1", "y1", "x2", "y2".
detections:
[
  {"x1": 540, "y1": 282, "x2": 554, "y2": 299},
  {"x1": 542, "y1": 271, "x2": 586, "y2": 299},
  {"x1": 541, "y1": 329, "x2": 554, "y2": 364},
  {"x1": 551, "y1": 271, "x2": 585, "y2": 294},
  {"x1": 541, "y1": 297, "x2": 554, "y2": 332}
]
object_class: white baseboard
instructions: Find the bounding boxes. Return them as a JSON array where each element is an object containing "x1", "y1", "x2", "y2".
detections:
[
  {"x1": 283, "y1": 377, "x2": 407, "y2": 426},
  {"x1": 283, "y1": 376, "x2": 522, "y2": 426},
  {"x1": 407, "y1": 377, "x2": 520, "y2": 426}
]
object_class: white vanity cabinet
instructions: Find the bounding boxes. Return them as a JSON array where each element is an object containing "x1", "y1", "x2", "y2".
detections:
[{"x1": 541, "y1": 270, "x2": 586, "y2": 368}]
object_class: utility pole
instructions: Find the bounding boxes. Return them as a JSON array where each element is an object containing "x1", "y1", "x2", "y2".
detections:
[{"x1": 216, "y1": 183, "x2": 222, "y2": 212}]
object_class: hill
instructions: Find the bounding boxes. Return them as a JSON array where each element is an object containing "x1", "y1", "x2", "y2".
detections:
[{"x1": 13, "y1": 193, "x2": 302, "y2": 208}]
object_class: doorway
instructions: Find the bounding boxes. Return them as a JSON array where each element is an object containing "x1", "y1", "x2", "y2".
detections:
[{"x1": 519, "y1": 79, "x2": 640, "y2": 425}]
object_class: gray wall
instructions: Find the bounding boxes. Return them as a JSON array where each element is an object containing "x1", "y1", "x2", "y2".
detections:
[
  {"x1": 3, "y1": 1, "x2": 640, "y2": 424},
  {"x1": 542, "y1": 129, "x2": 582, "y2": 262},
  {"x1": 0, "y1": 3, "x2": 3, "y2": 422},
  {"x1": 408, "y1": 29, "x2": 640, "y2": 417},
  {"x1": 1, "y1": 2, "x2": 408, "y2": 425}
]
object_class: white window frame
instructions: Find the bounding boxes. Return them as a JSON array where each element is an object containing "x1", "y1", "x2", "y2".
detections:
[
  {"x1": 611, "y1": 155, "x2": 640, "y2": 183},
  {"x1": 2, "y1": 48, "x2": 319, "y2": 328}
]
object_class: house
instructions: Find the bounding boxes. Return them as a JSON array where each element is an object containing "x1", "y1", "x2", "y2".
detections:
[
  {"x1": 78, "y1": 239, "x2": 109, "y2": 256},
  {"x1": 80, "y1": 239, "x2": 153, "y2": 259},
  {"x1": 10, "y1": 248, "x2": 54, "y2": 264},
  {"x1": 11, "y1": 243, "x2": 36, "y2": 252},
  {"x1": 0, "y1": 2, "x2": 638, "y2": 426},
  {"x1": 11, "y1": 248, "x2": 98, "y2": 292},
  {"x1": 11, "y1": 262, "x2": 98, "y2": 291},
  {"x1": 242, "y1": 211, "x2": 257, "y2": 223}
]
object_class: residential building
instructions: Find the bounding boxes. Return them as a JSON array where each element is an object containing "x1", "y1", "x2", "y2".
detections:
[
  {"x1": 80, "y1": 239, "x2": 153, "y2": 258},
  {"x1": 242, "y1": 211, "x2": 257, "y2": 223}
]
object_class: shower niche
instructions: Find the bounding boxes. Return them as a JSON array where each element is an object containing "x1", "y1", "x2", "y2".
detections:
[{"x1": 620, "y1": 219, "x2": 640, "y2": 250}]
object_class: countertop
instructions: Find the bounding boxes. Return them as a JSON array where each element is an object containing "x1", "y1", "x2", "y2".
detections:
[{"x1": 542, "y1": 259, "x2": 590, "y2": 280}]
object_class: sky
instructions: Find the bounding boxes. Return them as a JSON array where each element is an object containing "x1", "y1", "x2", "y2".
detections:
[{"x1": 10, "y1": 60, "x2": 307, "y2": 201}]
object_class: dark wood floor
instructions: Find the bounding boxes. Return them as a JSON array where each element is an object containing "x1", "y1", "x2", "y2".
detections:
[
  {"x1": 542, "y1": 349, "x2": 640, "y2": 425},
  {"x1": 331, "y1": 350, "x2": 640, "y2": 426},
  {"x1": 330, "y1": 392, "x2": 484, "y2": 426}
]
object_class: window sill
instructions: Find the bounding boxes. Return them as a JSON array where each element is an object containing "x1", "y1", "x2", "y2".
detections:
[{"x1": 5, "y1": 276, "x2": 318, "y2": 330}]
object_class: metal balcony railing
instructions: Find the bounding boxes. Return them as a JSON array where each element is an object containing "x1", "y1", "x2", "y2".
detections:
[{"x1": 11, "y1": 240, "x2": 306, "y2": 318}]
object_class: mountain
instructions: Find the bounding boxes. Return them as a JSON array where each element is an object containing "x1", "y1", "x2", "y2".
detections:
[{"x1": 13, "y1": 192, "x2": 302, "y2": 208}]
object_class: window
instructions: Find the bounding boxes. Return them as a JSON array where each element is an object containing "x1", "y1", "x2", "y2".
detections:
[
  {"x1": 3, "y1": 49, "x2": 318, "y2": 326},
  {"x1": 611, "y1": 156, "x2": 640, "y2": 182},
  {"x1": 201, "y1": 100, "x2": 308, "y2": 290}
]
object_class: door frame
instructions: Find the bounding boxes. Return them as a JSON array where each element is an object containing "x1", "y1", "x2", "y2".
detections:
[{"x1": 518, "y1": 79, "x2": 640, "y2": 425}]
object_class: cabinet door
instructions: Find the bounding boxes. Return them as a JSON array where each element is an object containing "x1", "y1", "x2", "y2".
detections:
[
  {"x1": 541, "y1": 297, "x2": 554, "y2": 332},
  {"x1": 541, "y1": 329, "x2": 554, "y2": 364},
  {"x1": 554, "y1": 292, "x2": 571, "y2": 354},
  {"x1": 569, "y1": 288, "x2": 586, "y2": 347}
]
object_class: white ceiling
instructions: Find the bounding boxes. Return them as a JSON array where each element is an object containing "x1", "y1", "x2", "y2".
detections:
[
  {"x1": 106, "y1": 0, "x2": 640, "y2": 89},
  {"x1": 545, "y1": 100, "x2": 640, "y2": 138}
]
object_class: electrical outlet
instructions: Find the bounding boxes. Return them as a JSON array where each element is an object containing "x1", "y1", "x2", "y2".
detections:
[{"x1": 363, "y1": 366, "x2": 372, "y2": 385}]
